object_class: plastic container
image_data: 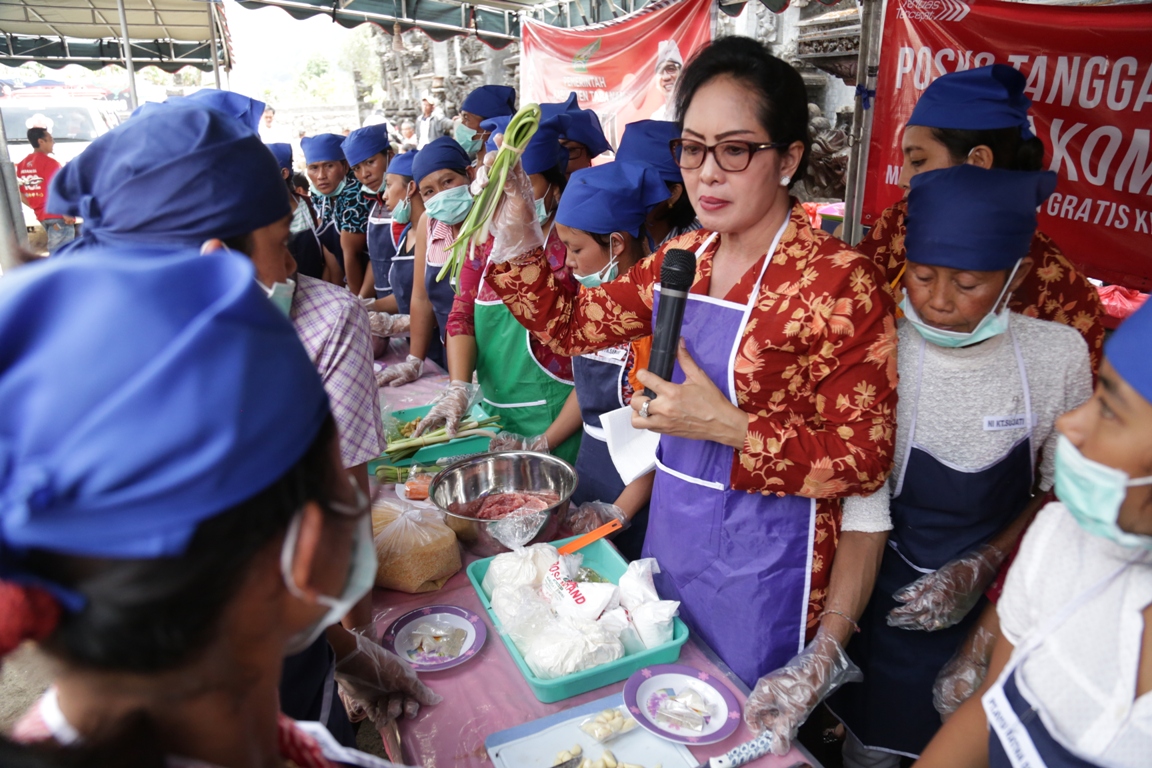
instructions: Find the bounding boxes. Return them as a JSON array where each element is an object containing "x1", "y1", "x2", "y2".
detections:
[
  {"x1": 371, "y1": 403, "x2": 494, "y2": 473},
  {"x1": 467, "y1": 537, "x2": 690, "y2": 703}
]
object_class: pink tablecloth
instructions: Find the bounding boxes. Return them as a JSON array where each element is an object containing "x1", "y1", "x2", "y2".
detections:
[
  {"x1": 369, "y1": 340, "x2": 817, "y2": 768},
  {"x1": 369, "y1": 562, "x2": 817, "y2": 768}
]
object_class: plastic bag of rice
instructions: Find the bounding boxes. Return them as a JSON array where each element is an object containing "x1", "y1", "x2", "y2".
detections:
[{"x1": 371, "y1": 502, "x2": 461, "y2": 593}]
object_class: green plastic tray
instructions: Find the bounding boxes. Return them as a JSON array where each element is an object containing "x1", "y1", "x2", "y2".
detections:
[
  {"x1": 370, "y1": 403, "x2": 494, "y2": 473},
  {"x1": 466, "y1": 537, "x2": 689, "y2": 703}
]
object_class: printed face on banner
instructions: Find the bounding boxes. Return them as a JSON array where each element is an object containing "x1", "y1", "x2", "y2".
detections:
[
  {"x1": 520, "y1": 0, "x2": 713, "y2": 149},
  {"x1": 864, "y1": 0, "x2": 1152, "y2": 290}
]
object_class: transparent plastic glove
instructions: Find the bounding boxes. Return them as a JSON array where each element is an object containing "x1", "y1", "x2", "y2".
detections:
[
  {"x1": 886, "y1": 543, "x2": 1003, "y2": 632},
  {"x1": 744, "y1": 626, "x2": 862, "y2": 755},
  {"x1": 377, "y1": 354, "x2": 423, "y2": 388},
  {"x1": 933, "y1": 625, "x2": 995, "y2": 720},
  {"x1": 358, "y1": 296, "x2": 377, "y2": 308},
  {"x1": 564, "y1": 501, "x2": 630, "y2": 536},
  {"x1": 488, "y1": 432, "x2": 549, "y2": 452},
  {"x1": 413, "y1": 380, "x2": 476, "y2": 438},
  {"x1": 489, "y1": 159, "x2": 545, "y2": 265},
  {"x1": 333, "y1": 631, "x2": 442, "y2": 727},
  {"x1": 469, "y1": 163, "x2": 490, "y2": 197},
  {"x1": 368, "y1": 311, "x2": 411, "y2": 338}
]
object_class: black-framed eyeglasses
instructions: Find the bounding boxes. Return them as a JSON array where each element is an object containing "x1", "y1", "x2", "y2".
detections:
[
  {"x1": 562, "y1": 141, "x2": 588, "y2": 160},
  {"x1": 669, "y1": 138, "x2": 790, "y2": 172}
]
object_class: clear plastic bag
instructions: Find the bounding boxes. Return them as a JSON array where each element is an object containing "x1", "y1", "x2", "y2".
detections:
[
  {"x1": 371, "y1": 504, "x2": 461, "y2": 593},
  {"x1": 481, "y1": 543, "x2": 559, "y2": 594},
  {"x1": 578, "y1": 705, "x2": 640, "y2": 743}
]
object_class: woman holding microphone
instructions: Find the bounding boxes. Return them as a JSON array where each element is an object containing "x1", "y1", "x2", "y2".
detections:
[{"x1": 483, "y1": 37, "x2": 898, "y2": 753}]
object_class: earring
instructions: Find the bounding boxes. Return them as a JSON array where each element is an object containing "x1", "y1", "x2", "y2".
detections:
[{"x1": 780, "y1": 175, "x2": 791, "y2": 186}]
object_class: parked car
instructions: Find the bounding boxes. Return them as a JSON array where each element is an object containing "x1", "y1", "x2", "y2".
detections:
[{"x1": 1, "y1": 98, "x2": 122, "y2": 231}]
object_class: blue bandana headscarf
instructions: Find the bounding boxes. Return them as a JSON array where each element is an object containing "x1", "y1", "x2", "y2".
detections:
[
  {"x1": 131, "y1": 89, "x2": 267, "y2": 134},
  {"x1": 480, "y1": 114, "x2": 569, "y2": 176},
  {"x1": 388, "y1": 150, "x2": 417, "y2": 180},
  {"x1": 1107, "y1": 297, "x2": 1152, "y2": 406},
  {"x1": 558, "y1": 161, "x2": 671, "y2": 237},
  {"x1": 301, "y1": 133, "x2": 348, "y2": 165},
  {"x1": 908, "y1": 65, "x2": 1035, "y2": 139},
  {"x1": 48, "y1": 104, "x2": 290, "y2": 256},
  {"x1": 617, "y1": 120, "x2": 682, "y2": 184},
  {"x1": 541, "y1": 92, "x2": 611, "y2": 158},
  {"x1": 341, "y1": 125, "x2": 392, "y2": 168},
  {"x1": 267, "y1": 142, "x2": 293, "y2": 173},
  {"x1": 907, "y1": 165, "x2": 1057, "y2": 272},
  {"x1": 411, "y1": 137, "x2": 470, "y2": 184},
  {"x1": 0, "y1": 248, "x2": 329, "y2": 603},
  {"x1": 461, "y1": 85, "x2": 517, "y2": 119}
]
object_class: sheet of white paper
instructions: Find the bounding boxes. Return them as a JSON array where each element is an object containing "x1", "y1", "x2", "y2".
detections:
[{"x1": 599, "y1": 405, "x2": 660, "y2": 485}]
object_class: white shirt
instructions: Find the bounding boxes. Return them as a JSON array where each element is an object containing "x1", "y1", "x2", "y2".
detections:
[
  {"x1": 841, "y1": 313, "x2": 1092, "y2": 533},
  {"x1": 998, "y1": 502, "x2": 1152, "y2": 766}
]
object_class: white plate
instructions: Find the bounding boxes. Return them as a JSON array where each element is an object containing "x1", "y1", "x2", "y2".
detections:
[{"x1": 627, "y1": 667, "x2": 741, "y2": 745}]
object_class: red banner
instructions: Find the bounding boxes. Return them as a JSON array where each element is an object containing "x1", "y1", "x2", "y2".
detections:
[
  {"x1": 520, "y1": 0, "x2": 713, "y2": 150},
  {"x1": 864, "y1": 0, "x2": 1152, "y2": 289}
]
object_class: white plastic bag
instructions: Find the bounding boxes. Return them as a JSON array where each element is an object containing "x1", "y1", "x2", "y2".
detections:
[
  {"x1": 524, "y1": 616, "x2": 624, "y2": 679},
  {"x1": 619, "y1": 558, "x2": 661, "y2": 612},
  {"x1": 481, "y1": 543, "x2": 559, "y2": 594},
  {"x1": 598, "y1": 607, "x2": 646, "y2": 655},
  {"x1": 632, "y1": 600, "x2": 680, "y2": 649}
]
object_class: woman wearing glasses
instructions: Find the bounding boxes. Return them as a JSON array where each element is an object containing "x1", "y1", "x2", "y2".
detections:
[{"x1": 482, "y1": 37, "x2": 898, "y2": 754}]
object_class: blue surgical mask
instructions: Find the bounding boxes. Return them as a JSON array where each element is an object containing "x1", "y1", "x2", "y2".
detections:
[
  {"x1": 575, "y1": 257, "x2": 619, "y2": 289},
  {"x1": 360, "y1": 181, "x2": 384, "y2": 196},
  {"x1": 454, "y1": 122, "x2": 481, "y2": 157},
  {"x1": 264, "y1": 278, "x2": 296, "y2": 316},
  {"x1": 1055, "y1": 435, "x2": 1152, "y2": 549},
  {"x1": 425, "y1": 184, "x2": 474, "y2": 225},
  {"x1": 309, "y1": 177, "x2": 347, "y2": 199},
  {"x1": 289, "y1": 200, "x2": 313, "y2": 235},
  {"x1": 900, "y1": 259, "x2": 1021, "y2": 348},
  {"x1": 281, "y1": 487, "x2": 376, "y2": 654},
  {"x1": 392, "y1": 195, "x2": 412, "y2": 225},
  {"x1": 535, "y1": 185, "x2": 552, "y2": 225}
]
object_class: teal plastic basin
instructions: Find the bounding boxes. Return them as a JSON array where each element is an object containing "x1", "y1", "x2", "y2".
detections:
[{"x1": 466, "y1": 537, "x2": 689, "y2": 703}]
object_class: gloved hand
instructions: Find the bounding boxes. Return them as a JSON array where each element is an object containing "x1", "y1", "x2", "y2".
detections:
[
  {"x1": 564, "y1": 501, "x2": 630, "y2": 536},
  {"x1": 414, "y1": 380, "x2": 475, "y2": 438},
  {"x1": 333, "y1": 629, "x2": 442, "y2": 727},
  {"x1": 369, "y1": 311, "x2": 411, "y2": 338},
  {"x1": 886, "y1": 543, "x2": 1003, "y2": 632},
  {"x1": 376, "y1": 355, "x2": 423, "y2": 388},
  {"x1": 488, "y1": 432, "x2": 549, "y2": 452},
  {"x1": 933, "y1": 625, "x2": 995, "y2": 720},
  {"x1": 745, "y1": 626, "x2": 862, "y2": 755},
  {"x1": 488, "y1": 158, "x2": 545, "y2": 265}
]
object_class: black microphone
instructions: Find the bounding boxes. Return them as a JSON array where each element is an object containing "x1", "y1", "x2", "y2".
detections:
[{"x1": 644, "y1": 248, "x2": 697, "y2": 399}]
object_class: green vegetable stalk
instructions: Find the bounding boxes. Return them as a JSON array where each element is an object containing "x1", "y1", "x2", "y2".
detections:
[
  {"x1": 383, "y1": 416, "x2": 502, "y2": 462},
  {"x1": 437, "y1": 104, "x2": 542, "y2": 290}
]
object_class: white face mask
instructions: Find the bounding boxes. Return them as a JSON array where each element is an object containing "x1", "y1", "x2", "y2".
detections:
[{"x1": 281, "y1": 485, "x2": 376, "y2": 654}]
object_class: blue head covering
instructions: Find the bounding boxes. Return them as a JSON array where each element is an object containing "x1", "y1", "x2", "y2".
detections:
[
  {"x1": 461, "y1": 85, "x2": 517, "y2": 119},
  {"x1": 541, "y1": 92, "x2": 611, "y2": 158},
  {"x1": 411, "y1": 136, "x2": 470, "y2": 184},
  {"x1": 0, "y1": 248, "x2": 329, "y2": 600},
  {"x1": 267, "y1": 142, "x2": 293, "y2": 173},
  {"x1": 131, "y1": 90, "x2": 266, "y2": 134},
  {"x1": 616, "y1": 120, "x2": 682, "y2": 184},
  {"x1": 481, "y1": 116, "x2": 512, "y2": 154},
  {"x1": 1106, "y1": 298, "x2": 1152, "y2": 406},
  {"x1": 341, "y1": 124, "x2": 392, "y2": 168},
  {"x1": 906, "y1": 165, "x2": 1057, "y2": 272},
  {"x1": 479, "y1": 114, "x2": 568, "y2": 175},
  {"x1": 301, "y1": 133, "x2": 347, "y2": 165},
  {"x1": 557, "y1": 161, "x2": 670, "y2": 237},
  {"x1": 387, "y1": 150, "x2": 417, "y2": 180},
  {"x1": 908, "y1": 65, "x2": 1034, "y2": 139},
  {"x1": 48, "y1": 104, "x2": 290, "y2": 256}
]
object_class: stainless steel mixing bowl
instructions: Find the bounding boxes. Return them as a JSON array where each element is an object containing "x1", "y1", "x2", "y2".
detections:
[{"x1": 429, "y1": 451, "x2": 578, "y2": 556}]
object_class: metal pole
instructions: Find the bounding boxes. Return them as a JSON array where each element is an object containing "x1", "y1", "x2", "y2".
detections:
[
  {"x1": 842, "y1": 0, "x2": 883, "y2": 245},
  {"x1": 116, "y1": 0, "x2": 139, "y2": 109},
  {"x1": 209, "y1": 1, "x2": 222, "y2": 89},
  {"x1": 0, "y1": 111, "x2": 27, "y2": 272}
]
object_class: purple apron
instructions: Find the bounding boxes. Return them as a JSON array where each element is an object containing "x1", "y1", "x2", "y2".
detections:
[{"x1": 642, "y1": 231, "x2": 817, "y2": 688}]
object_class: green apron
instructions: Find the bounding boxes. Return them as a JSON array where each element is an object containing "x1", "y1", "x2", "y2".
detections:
[{"x1": 474, "y1": 292, "x2": 580, "y2": 465}]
